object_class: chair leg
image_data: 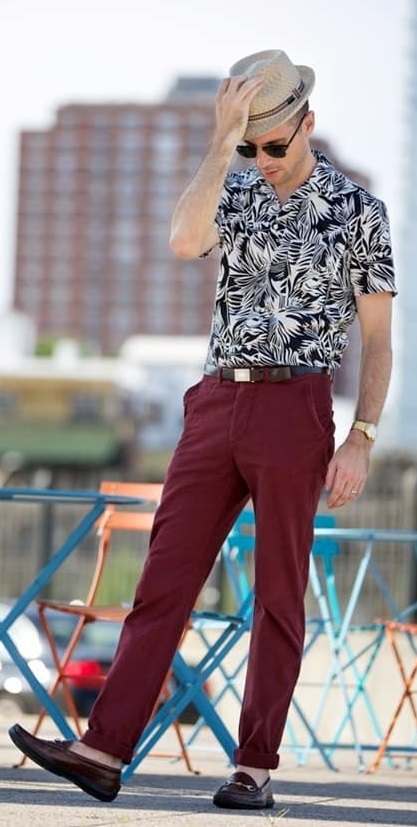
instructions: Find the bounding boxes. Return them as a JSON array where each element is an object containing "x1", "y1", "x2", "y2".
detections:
[
  {"x1": 368, "y1": 626, "x2": 417, "y2": 772},
  {"x1": 17, "y1": 607, "x2": 88, "y2": 763},
  {"x1": 148, "y1": 672, "x2": 199, "y2": 774}
]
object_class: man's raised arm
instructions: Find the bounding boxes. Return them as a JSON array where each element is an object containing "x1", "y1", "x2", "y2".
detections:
[{"x1": 169, "y1": 75, "x2": 263, "y2": 259}]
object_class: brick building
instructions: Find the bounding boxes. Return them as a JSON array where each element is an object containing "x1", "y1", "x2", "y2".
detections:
[{"x1": 14, "y1": 78, "x2": 219, "y2": 354}]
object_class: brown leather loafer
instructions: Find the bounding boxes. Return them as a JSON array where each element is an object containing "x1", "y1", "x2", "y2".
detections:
[
  {"x1": 8, "y1": 724, "x2": 121, "y2": 802},
  {"x1": 213, "y1": 771, "x2": 274, "y2": 809}
]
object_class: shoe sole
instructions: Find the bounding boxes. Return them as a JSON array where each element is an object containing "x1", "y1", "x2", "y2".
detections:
[
  {"x1": 9, "y1": 726, "x2": 119, "y2": 803},
  {"x1": 213, "y1": 795, "x2": 275, "y2": 810}
]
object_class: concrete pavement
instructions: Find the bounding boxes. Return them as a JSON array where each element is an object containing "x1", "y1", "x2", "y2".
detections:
[{"x1": 0, "y1": 715, "x2": 416, "y2": 826}]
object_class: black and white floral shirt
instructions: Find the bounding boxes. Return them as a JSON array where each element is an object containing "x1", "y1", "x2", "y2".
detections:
[{"x1": 204, "y1": 151, "x2": 396, "y2": 372}]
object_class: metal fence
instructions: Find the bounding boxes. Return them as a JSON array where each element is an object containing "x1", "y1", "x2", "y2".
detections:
[{"x1": 1, "y1": 453, "x2": 417, "y2": 618}]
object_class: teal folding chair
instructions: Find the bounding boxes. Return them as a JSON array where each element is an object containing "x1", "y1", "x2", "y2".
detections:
[
  {"x1": 187, "y1": 508, "x2": 336, "y2": 769},
  {"x1": 185, "y1": 509, "x2": 255, "y2": 749},
  {"x1": 297, "y1": 515, "x2": 387, "y2": 770},
  {"x1": 221, "y1": 508, "x2": 256, "y2": 609},
  {"x1": 122, "y1": 596, "x2": 254, "y2": 780}
]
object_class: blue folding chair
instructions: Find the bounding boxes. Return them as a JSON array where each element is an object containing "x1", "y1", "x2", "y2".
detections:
[
  {"x1": 181, "y1": 510, "x2": 255, "y2": 754},
  {"x1": 187, "y1": 508, "x2": 337, "y2": 769},
  {"x1": 186, "y1": 509, "x2": 256, "y2": 750},
  {"x1": 122, "y1": 596, "x2": 253, "y2": 780},
  {"x1": 297, "y1": 515, "x2": 387, "y2": 770}
]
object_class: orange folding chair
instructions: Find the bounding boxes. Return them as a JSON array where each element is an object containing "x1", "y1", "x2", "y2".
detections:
[
  {"x1": 369, "y1": 619, "x2": 417, "y2": 771},
  {"x1": 17, "y1": 481, "x2": 197, "y2": 773}
]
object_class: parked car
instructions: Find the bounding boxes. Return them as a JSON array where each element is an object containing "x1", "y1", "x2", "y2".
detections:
[{"x1": 0, "y1": 600, "x2": 122, "y2": 717}]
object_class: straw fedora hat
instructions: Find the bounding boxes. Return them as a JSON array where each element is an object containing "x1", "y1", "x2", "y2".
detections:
[{"x1": 229, "y1": 49, "x2": 315, "y2": 140}]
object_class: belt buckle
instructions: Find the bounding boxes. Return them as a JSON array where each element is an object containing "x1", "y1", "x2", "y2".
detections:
[{"x1": 234, "y1": 368, "x2": 252, "y2": 382}]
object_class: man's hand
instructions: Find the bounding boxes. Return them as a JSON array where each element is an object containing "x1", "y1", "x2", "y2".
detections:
[
  {"x1": 214, "y1": 75, "x2": 264, "y2": 148},
  {"x1": 324, "y1": 430, "x2": 371, "y2": 509}
]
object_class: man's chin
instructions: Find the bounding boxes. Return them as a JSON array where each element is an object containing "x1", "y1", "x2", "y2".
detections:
[{"x1": 261, "y1": 170, "x2": 283, "y2": 185}]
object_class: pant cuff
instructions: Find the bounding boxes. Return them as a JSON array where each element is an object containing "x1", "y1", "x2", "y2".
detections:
[{"x1": 233, "y1": 748, "x2": 280, "y2": 770}]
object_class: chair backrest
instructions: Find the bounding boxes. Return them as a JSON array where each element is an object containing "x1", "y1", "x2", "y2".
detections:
[
  {"x1": 221, "y1": 508, "x2": 255, "y2": 609},
  {"x1": 84, "y1": 481, "x2": 164, "y2": 606},
  {"x1": 97, "y1": 481, "x2": 163, "y2": 534},
  {"x1": 222, "y1": 510, "x2": 340, "y2": 619},
  {"x1": 312, "y1": 513, "x2": 341, "y2": 625}
]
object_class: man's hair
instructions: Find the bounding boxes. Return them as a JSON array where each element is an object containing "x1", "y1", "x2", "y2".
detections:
[{"x1": 289, "y1": 101, "x2": 309, "y2": 125}]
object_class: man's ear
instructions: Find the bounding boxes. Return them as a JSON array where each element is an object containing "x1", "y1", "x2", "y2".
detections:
[{"x1": 305, "y1": 111, "x2": 315, "y2": 136}]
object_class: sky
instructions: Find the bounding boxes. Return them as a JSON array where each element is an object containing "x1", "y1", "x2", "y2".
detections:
[{"x1": 0, "y1": 0, "x2": 412, "y2": 312}]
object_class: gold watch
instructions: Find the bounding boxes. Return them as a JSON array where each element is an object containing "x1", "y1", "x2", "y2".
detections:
[{"x1": 350, "y1": 420, "x2": 377, "y2": 443}]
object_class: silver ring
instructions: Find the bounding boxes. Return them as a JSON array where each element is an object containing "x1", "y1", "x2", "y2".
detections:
[{"x1": 351, "y1": 489, "x2": 358, "y2": 495}]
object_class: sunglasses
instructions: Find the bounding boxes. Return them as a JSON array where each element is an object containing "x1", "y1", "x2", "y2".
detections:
[{"x1": 236, "y1": 113, "x2": 306, "y2": 159}]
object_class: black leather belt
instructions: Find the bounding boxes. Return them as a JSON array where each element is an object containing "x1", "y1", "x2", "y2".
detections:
[{"x1": 205, "y1": 366, "x2": 330, "y2": 383}]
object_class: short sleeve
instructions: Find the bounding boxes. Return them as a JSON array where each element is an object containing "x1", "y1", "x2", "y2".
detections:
[
  {"x1": 213, "y1": 170, "x2": 247, "y2": 246},
  {"x1": 198, "y1": 180, "x2": 230, "y2": 259},
  {"x1": 349, "y1": 196, "x2": 397, "y2": 297},
  {"x1": 213, "y1": 177, "x2": 235, "y2": 247}
]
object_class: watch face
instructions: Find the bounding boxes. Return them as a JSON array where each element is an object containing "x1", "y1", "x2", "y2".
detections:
[{"x1": 352, "y1": 421, "x2": 377, "y2": 441}]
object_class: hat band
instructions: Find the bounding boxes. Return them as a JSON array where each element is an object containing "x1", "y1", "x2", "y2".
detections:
[{"x1": 248, "y1": 79, "x2": 305, "y2": 123}]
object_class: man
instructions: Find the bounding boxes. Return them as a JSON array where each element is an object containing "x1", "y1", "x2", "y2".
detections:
[{"x1": 9, "y1": 49, "x2": 395, "y2": 810}]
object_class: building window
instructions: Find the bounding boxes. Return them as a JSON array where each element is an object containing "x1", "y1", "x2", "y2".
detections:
[
  {"x1": 91, "y1": 112, "x2": 111, "y2": 128},
  {"x1": 145, "y1": 227, "x2": 171, "y2": 258},
  {"x1": 20, "y1": 219, "x2": 45, "y2": 238},
  {"x1": 21, "y1": 197, "x2": 45, "y2": 215},
  {"x1": 54, "y1": 151, "x2": 77, "y2": 173},
  {"x1": 154, "y1": 112, "x2": 180, "y2": 130},
  {"x1": 22, "y1": 237, "x2": 44, "y2": 257},
  {"x1": 50, "y1": 236, "x2": 73, "y2": 257},
  {"x1": 152, "y1": 177, "x2": 180, "y2": 196},
  {"x1": 147, "y1": 263, "x2": 171, "y2": 286},
  {"x1": 148, "y1": 133, "x2": 180, "y2": 173},
  {"x1": 59, "y1": 110, "x2": 79, "y2": 127},
  {"x1": 20, "y1": 262, "x2": 44, "y2": 281},
  {"x1": 89, "y1": 153, "x2": 110, "y2": 173},
  {"x1": 115, "y1": 155, "x2": 141, "y2": 174},
  {"x1": 85, "y1": 219, "x2": 107, "y2": 243},
  {"x1": 55, "y1": 131, "x2": 77, "y2": 149},
  {"x1": 117, "y1": 132, "x2": 143, "y2": 152},
  {"x1": 118, "y1": 113, "x2": 144, "y2": 129},
  {"x1": 88, "y1": 180, "x2": 110, "y2": 203},
  {"x1": 47, "y1": 305, "x2": 69, "y2": 327},
  {"x1": 52, "y1": 217, "x2": 74, "y2": 236},
  {"x1": 24, "y1": 154, "x2": 46, "y2": 170},
  {"x1": 91, "y1": 128, "x2": 111, "y2": 149},
  {"x1": 109, "y1": 308, "x2": 135, "y2": 333},
  {"x1": 50, "y1": 262, "x2": 72, "y2": 282},
  {"x1": 49, "y1": 283, "x2": 72, "y2": 303},
  {"x1": 53, "y1": 172, "x2": 75, "y2": 194},
  {"x1": 25, "y1": 172, "x2": 47, "y2": 194},
  {"x1": 111, "y1": 240, "x2": 139, "y2": 265},
  {"x1": 114, "y1": 177, "x2": 139, "y2": 198},
  {"x1": 27, "y1": 134, "x2": 49, "y2": 149}
]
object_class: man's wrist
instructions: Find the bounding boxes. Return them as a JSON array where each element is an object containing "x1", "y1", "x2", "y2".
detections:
[
  {"x1": 350, "y1": 420, "x2": 378, "y2": 444},
  {"x1": 210, "y1": 134, "x2": 240, "y2": 160}
]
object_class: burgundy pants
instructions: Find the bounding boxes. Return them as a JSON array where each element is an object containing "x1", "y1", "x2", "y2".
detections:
[{"x1": 82, "y1": 373, "x2": 334, "y2": 769}]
